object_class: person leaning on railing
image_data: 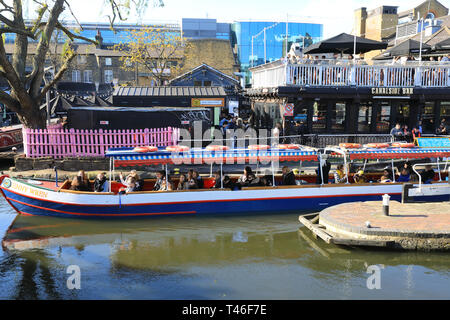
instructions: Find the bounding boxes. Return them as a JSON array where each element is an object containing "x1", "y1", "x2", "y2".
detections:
[{"x1": 390, "y1": 123, "x2": 404, "y2": 141}]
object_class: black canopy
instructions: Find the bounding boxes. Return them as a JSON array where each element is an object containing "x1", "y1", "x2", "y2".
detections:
[
  {"x1": 433, "y1": 38, "x2": 450, "y2": 51},
  {"x1": 374, "y1": 39, "x2": 431, "y2": 59},
  {"x1": 303, "y1": 33, "x2": 388, "y2": 55}
]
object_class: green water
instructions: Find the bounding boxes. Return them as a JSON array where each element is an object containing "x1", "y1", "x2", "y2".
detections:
[{"x1": 0, "y1": 196, "x2": 449, "y2": 300}]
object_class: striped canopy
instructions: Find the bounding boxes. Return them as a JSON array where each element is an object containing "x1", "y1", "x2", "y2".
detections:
[
  {"x1": 106, "y1": 147, "x2": 318, "y2": 167},
  {"x1": 345, "y1": 148, "x2": 450, "y2": 160}
]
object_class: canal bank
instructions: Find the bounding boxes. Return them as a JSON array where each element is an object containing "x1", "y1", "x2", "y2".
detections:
[{"x1": 300, "y1": 201, "x2": 450, "y2": 251}]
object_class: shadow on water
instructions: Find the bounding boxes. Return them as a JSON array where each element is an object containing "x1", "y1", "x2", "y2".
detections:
[{"x1": 0, "y1": 198, "x2": 449, "y2": 299}]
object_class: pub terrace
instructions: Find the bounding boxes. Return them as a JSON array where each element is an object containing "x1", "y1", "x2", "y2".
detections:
[{"x1": 247, "y1": 60, "x2": 450, "y2": 135}]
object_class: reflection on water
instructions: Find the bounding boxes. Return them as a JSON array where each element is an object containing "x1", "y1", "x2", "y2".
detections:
[{"x1": 0, "y1": 196, "x2": 449, "y2": 299}]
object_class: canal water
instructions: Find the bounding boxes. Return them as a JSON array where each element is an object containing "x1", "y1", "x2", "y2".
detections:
[{"x1": 0, "y1": 196, "x2": 448, "y2": 300}]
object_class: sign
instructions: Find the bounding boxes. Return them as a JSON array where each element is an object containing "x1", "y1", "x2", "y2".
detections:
[
  {"x1": 371, "y1": 88, "x2": 414, "y2": 95},
  {"x1": 228, "y1": 100, "x2": 239, "y2": 116},
  {"x1": 283, "y1": 103, "x2": 294, "y2": 117},
  {"x1": 99, "y1": 121, "x2": 109, "y2": 125},
  {"x1": 416, "y1": 137, "x2": 450, "y2": 148},
  {"x1": 191, "y1": 98, "x2": 225, "y2": 107}
]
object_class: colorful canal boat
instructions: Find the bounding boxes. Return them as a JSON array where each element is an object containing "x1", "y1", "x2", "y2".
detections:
[{"x1": 1, "y1": 144, "x2": 449, "y2": 219}]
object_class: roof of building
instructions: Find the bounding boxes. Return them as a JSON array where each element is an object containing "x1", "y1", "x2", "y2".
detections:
[
  {"x1": 113, "y1": 86, "x2": 227, "y2": 97},
  {"x1": 169, "y1": 63, "x2": 239, "y2": 86}
]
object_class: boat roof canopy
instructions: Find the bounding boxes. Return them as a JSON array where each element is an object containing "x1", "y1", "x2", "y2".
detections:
[
  {"x1": 330, "y1": 147, "x2": 450, "y2": 160},
  {"x1": 106, "y1": 147, "x2": 318, "y2": 167}
]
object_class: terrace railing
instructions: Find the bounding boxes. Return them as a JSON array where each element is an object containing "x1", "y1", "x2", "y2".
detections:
[
  {"x1": 251, "y1": 61, "x2": 450, "y2": 89},
  {"x1": 23, "y1": 127, "x2": 180, "y2": 158}
]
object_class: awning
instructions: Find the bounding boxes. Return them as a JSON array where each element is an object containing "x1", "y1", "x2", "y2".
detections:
[
  {"x1": 345, "y1": 148, "x2": 450, "y2": 160},
  {"x1": 106, "y1": 147, "x2": 318, "y2": 167}
]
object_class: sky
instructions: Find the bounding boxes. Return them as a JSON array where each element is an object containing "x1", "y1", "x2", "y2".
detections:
[{"x1": 26, "y1": 0, "x2": 446, "y2": 38}]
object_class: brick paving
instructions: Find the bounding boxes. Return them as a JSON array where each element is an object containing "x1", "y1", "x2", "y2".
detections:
[{"x1": 320, "y1": 201, "x2": 450, "y2": 236}]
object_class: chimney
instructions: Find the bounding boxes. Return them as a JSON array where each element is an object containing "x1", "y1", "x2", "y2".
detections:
[{"x1": 95, "y1": 29, "x2": 103, "y2": 49}]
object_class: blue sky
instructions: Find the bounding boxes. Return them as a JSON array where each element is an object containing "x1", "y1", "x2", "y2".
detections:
[{"x1": 29, "y1": 0, "x2": 441, "y2": 38}]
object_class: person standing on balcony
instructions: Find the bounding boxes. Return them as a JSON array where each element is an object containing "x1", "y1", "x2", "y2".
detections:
[
  {"x1": 402, "y1": 125, "x2": 412, "y2": 142},
  {"x1": 441, "y1": 54, "x2": 450, "y2": 62},
  {"x1": 390, "y1": 123, "x2": 404, "y2": 141}
]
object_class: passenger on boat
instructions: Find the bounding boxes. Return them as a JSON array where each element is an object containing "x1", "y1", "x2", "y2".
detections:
[
  {"x1": 192, "y1": 170, "x2": 204, "y2": 189},
  {"x1": 186, "y1": 170, "x2": 199, "y2": 189},
  {"x1": 118, "y1": 176, "x2": 138, "y2": 194},
  {"x1": 420, "y1": 165, "x2": 435, "y2": 184},
  {"x1": 153, "y1": 171, "x2": 165, "y2": 191},
  {"x1": 316, "y1": 157, "x2": 331, "y2": 184},
  {"x1": 70, "y1": 176, "x2": 89, "y2": 191},
  {"x1": 281, "y1": 166, "x2": 296, "y2": 185},
  {"x1": 212, "y1": 171, "x2": 234, "y2": 189},
  {"x1": 334, "y1": 164, "x2": 347, "y2": 184},
  {"x1": 260, "y1": 170, "x2": 274, "y2": 187},
  {"x1": 159, "y1": 176, "x2": 174, "y2": 191},
  {"x1": 177, "y1": 174, "x2": 188, "y2": 190},
  {"x1": 353, "y1": 170, "x2": 367, "y2": 183},
  {"x1": 379, "y1": 169, "x2": 393, "y2": 183},
  {"x1": 94, "y1": 172, "x2": 109, "y2": 192},
  {"x1": 237, "y1": 166, "x2": 258, "y2": 187},
  {"x1": 397, "y1": 168, "x2": 411, "y2": 183},
  {"x1": 120, "y1": 170, "x2": 143, "y2": 191},
  {"x1": 77, "y1": 170, "x2": 91, "y2": 191}
]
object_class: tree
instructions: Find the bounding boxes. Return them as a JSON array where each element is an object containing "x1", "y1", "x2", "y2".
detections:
[
  {"x1": 114, "y1": 26, "x2": 191, "y2": 86},
  {"x1": 0, "y1": 0, "x2": 162, "y2": 129}
]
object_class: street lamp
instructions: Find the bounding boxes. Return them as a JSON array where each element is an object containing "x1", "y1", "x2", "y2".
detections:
[{"x1": 251, "y1": 21, "x2": 281, "y2": 67}]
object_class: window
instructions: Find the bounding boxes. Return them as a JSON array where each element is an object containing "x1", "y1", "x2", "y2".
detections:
[
  {"x1": 72, "y1": 70, "x2": 81, "y2": 82},
  {"x1": 358, "y1": 102, "x2": 372, "y2": 132},
  {"x1": 421, "y1": 102, "x2": 435, "y2": 133},
  {"x1": 77, "y1": 55, "x2": 87, "y2": 64},
  {"x1": 312, "y1": 101, "x2": 327, "y2": 133},
  {"x1": 84, "y1": 70, "x2": 93, "y2": 83},
  {"x1": 331, "y1": 102, "x2": 346, "y2": 132},
  {"x1": 194, "y1": 80, "x2": 202, "y2": 87},
  {"x1": 105, "y1": 58, "x2": 112, "y2": 66},
  {"x1": 203, "y1": 81, "x2": 212, "y2": 87},
  {"x1": 104, "y1": 70, "x2": 113, "y2": 83},
  {"x1": 397, "y1": 103, "x2": 410, "y2": 126},
  {"x1": 440, "y1": 101, "x2": 450, "y2": 123},
  {"x1": 376, "y1": 102, "x2": 391, "y2": 133}
]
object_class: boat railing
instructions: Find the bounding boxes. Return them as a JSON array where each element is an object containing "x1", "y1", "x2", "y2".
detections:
[
  {"x1": 412, "y1": 160, "x2": 450, "y2": 192},
  {"x1": 250, "y1": 61, "x2": 450, "y2": 88}
]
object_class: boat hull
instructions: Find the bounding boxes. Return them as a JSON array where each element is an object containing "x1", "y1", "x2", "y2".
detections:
[{"x1": 0, "y1": 176, "x2": 447, "y2": 219}]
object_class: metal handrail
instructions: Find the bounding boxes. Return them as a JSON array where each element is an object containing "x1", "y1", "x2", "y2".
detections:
[{"x1": 412, "y1": 160, "x2": 450, "y2": 191}]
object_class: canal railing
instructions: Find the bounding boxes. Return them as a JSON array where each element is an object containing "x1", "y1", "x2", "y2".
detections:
[
  {"x1": 250, "y1": 60, "x2": 450, "y2": 88},
  {"x1": 23, "y1": 127, "x2": 180, "y2": 158}
]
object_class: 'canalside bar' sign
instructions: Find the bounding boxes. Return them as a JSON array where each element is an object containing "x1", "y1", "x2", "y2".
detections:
[{"x1": 371, "y1": 88, "x2": 414, "y2": 95}]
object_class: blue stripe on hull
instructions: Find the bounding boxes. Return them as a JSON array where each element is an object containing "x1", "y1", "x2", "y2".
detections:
[{"x1": 2, "y1": 188, "x2": 408, "y2": 219}]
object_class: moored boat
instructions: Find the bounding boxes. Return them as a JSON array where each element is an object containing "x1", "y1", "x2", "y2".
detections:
[{"x1": 1, "y1": 144, "x2": 449, "y2": 219}]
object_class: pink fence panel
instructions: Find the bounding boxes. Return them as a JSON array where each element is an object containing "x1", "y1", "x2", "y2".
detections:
[{"x1": 23, "y1": 127, "x2": 179, "y2": 158}]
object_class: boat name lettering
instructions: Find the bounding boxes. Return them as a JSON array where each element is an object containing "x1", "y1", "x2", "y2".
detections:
[
  {"x1": 371, "y1": 87, "x2": 413, "y2": 95},
  {"x1": 10, "y1": 181, "x2": 48, "y2": 198}
]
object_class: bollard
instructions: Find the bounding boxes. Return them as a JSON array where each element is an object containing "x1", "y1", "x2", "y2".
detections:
[{"x1": 382, "y1": 194, "x2": 390, "y2": 216}]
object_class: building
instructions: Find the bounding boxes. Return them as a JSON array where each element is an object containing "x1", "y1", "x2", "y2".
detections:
[
  {"x1": 181, "y1": 18, "x2": 231, "y2": 40},
  {"x1": 231, "y1": 21, "x2": 323, "y2": 85},
  {"x1": 354, "y1": 0, "x2": 449, "y2": 61}
]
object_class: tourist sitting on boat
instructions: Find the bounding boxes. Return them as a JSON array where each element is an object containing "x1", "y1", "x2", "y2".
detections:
[
  {"x1": 153, "y1": 171, "x2": 165, "y2": 191},
  {"x1": 379, "y1": 169, "x2": 393, "y2": 183},
  {"x1": 177, "y1": 174, "x2": 188, "y2": 190},
  {"x1": 397, "y1": 168, "x2": 411, "y2": 183},
  {"x1": 237, "y1": 166, "x2": 258, "y2": 187},
  {"x1": 353, "y1": 170, "x2": 367, "y2": 184},
  {"x1": 260, "y1": 170, "x2": 274, "y2": 187},
  {"x1": 94, "y1": 172, "x2": 109, "y2": 192},
  {"x1": 119, "y1": 176, "x2": 138, "y2": 194},
  {"x1": 159, "y1": 176, "x2": 173, "y2": 191},
  {"x1": 78, "y1": 170, "x2": 91, "y2": 191},
  {"x1": 420, "y1": 165, "x2": 435, "y2": 184},
  {"x1": 281, "y1": 166, "x2": 296, "y2": 185},
  {"x1": 120, "y1": 170, "x2": 143, "y2": 191},
  {"x1": 70, "y1": 176, "x2": 89, "y2": 191},
  {"x1": 316, "y1": 157, "x2": 331, "y2": 184},
  {"x1": 212, "y1": 171, "x2": 234, "y2": 189},
  {"x1": 186, "y1": 170, "x2": 199, "y2": 189},
  {"x1": 334, "y1": 164, "x2": 347, "y2": 184},
  {"x1": 193, "y1": 170, "x2": 204, "y2": 189}
]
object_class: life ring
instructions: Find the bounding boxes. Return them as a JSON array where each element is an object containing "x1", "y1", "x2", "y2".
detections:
[
  {"x1": 248, "y1": 144, "x2": 270, "y2": 150},
  {"x1": 391, "y1": 142, "x2": 415, "y2": 148},
  {"x1": 364, "y1": 143, "x2": 390, "y2": 149},
  {"x1": 166, "y1": 145, "x2": 190, "y2": 152},
  {"x1": 205, "y1": 145, "x2": 230, "y2": 151},
  {"x1": 339, "y1": 143, "x2": 361, "y2": 149},
  {"x1": 134, "y1": 146, "x2": 158, "y2": 153},
  {"x1": 276, "y1": 144, "x2": 300, "y2": 150}
]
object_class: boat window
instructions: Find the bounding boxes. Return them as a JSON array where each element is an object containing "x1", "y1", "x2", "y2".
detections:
[{"x1": 440, "y1": 101, "x2": 450, "y2": 123}]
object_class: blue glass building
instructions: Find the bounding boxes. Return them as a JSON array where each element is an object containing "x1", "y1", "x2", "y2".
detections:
[{"x1": 231, "y1": 21, "x2": 323, "y2": 84}]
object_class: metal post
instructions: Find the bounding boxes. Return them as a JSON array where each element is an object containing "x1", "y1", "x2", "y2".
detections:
[
  {"x1": 109, "y1": 157, "x2": 112, "y2": 192},
  {"x1": 251, "y1": 37, "x2": 254, "y2": 68},
  {"x1": 220, "y1": 163, "x2": 223, "y2": 189},
  {"x1": 271, "y1": 160, "x2": 276, "y2": 187},
  {"x1": 362, "y1": 158, "x2": 368, "y2": 172},
  {"x1": 319, "y1": 154, "x2": 324, "y2": 185},
  {"x1": 264, "y1": 27, "x2": 267, "y2": 64},
  {"x1": 353, "y1": 34, "x2": 356, "y2": 63},
  {"x1": 344, "y1": 154, "x2": 349, "y2": 184},
  {"x1": 391, "y1": 159, "x2": 396, "y2": 183},
  {"x1": 285, "y1": 14, "x2": 288, "y2": 58},
  {"x1": 165, "y1": 164, "x2": 169, "y2": 190},
  {"x1": 54, "y1": 166, "x2": 58, "y2": 188},
  {"x1": 419, "y1": 18, "x2": 423, "y2": 62},
  {"x1": 437, "y1": 157, "x2": 442, "y2": 181}
]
